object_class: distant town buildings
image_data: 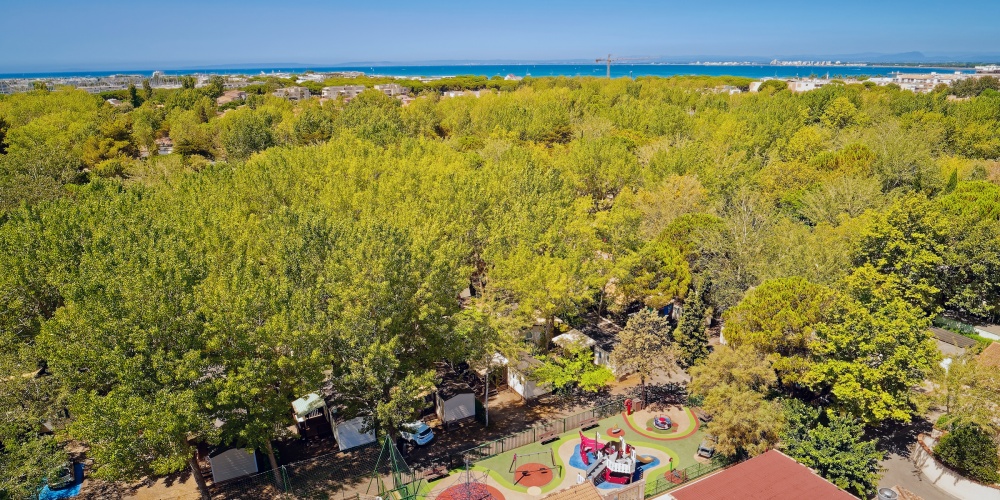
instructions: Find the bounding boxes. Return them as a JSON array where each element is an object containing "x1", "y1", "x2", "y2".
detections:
[
  {"x1": 750, "y1": 70, "x2": 977, "y2": 94},
  {"x1": 274, "y1": 86, "x2": 310, "y2": 101},
  {"x1": 321, "y1": 85, "x2": 366, "y2": 100},
  {"x1": 373, "y1": 83, "x2": 406, "y2": 97},
  {"x1": 217, "y1": 89, "x2": 247, "y2": 106}
]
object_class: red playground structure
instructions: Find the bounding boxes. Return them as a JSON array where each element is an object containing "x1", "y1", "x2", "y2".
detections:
[{"x1": 578, "y1": 431, "x2": 654, "y2": 485}]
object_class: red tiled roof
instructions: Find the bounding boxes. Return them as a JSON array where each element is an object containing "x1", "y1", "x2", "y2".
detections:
[
  {"x1": 667, "y1": 450, "x2": 856, "y2": 500},
  {"x1": 979, "y1": 342, "x2": 1000, "y2": 369}
]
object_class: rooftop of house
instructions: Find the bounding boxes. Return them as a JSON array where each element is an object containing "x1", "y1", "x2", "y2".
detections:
[
  {"x1": 577, "y1": 315, "x2": 623, "y2": 352},
  {"x1": 552, "y1": 329, "x2": 597, "y2": 350},
  {"x1": 435, "y1": 369, "x2": 475, "y2": 400},
  {"x1": 929, "y1": 327, "x2": 978, "y2": 349},
  {"x1": 665, "y1": 450, "x2": 855, "y2": 500},
  {"x1": 513, "y1": 351, "x2": 544, "y2": 373},
  {"x1": 978, "y1": 342, "x2": 1000, "y2": 369}
]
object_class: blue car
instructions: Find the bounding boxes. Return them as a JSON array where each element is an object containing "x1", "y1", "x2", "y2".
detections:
[{"x1": 399, "y1": 421, "x2": 434, "y2": 446}]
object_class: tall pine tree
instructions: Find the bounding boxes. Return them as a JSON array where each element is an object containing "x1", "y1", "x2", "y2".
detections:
[{"x1": 673, "y1": 278, "x2": 711, "y2": 366}]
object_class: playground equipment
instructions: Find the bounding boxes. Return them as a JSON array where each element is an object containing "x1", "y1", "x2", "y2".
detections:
[
  {"x1": 509, "y1": 450, "x2": 560, "y2": 474},
  {"x1": 368, "y1": 436, "x2": 423, "y2": 500},
  {"x1": 652, "y1": 415, "x2": 672, "y2": 430},
  {"x1": 577, "y1": 432, "x2": 656, "y2": 485}
]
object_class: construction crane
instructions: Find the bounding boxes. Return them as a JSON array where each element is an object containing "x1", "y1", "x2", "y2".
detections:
[{"x1": 595, "y1": 54, "x2": 651, "y2": 79}]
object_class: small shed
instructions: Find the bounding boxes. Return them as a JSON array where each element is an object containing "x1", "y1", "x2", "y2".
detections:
[
  {"x1": 499, "y1": 352, "x2": 553, "y2": 400},
  {"x1": 435, "y1": 379, "x2": 476, "y2": 425},
  {"x1": 208, "y1": 448, "x2": 258, "y2": 484},
  {"x1": 333, "y1": 416, "x2": 376, "y2": 451}
]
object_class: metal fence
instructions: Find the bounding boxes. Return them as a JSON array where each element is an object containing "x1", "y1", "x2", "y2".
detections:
[
  {"x1": 447, "y1": 395, "x2": 627, "y2": 467},
  {"x1": 645, "y1": 457, "x2": 736, "y2": 498},
  {"x1": 212, "y1": 396, "x2": 632, "y2": 498},
  {"x1": 211, "y1": 443, "x2": 399, "y2": 499}
]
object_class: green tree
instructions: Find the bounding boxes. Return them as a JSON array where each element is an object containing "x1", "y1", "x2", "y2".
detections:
[
  {"x1": 930, "y1": 355, "x2": 1000, "y2": 435},
  {"x1": 820, "y1": 97, "x2": 858, "y2": 129},
  {"x1": 805, "y1": 295, "x2": 939, "y2": 424},
  {"x1": 722, "y1": 277, "x2": 833, "y2": 383},
  {"x1": 758, "y1": 80, "x2": 788, "y2": 94},
  {"x1": 611, "y1": 309, "x2": 677, "y2": 402},
  {"x1": 219, "y1": 108, "x2": 275, "y2": 160},
  {"x1": 614, "y1": 239, "x2": 691, "y2": 311},
  {"x1": 782, "y1": 405, "x2": 884, "y2": 497},
  {"x1": 204, "y1": 76, "x2": 226, "y2": 99},
  {"x1": 689, "y1": 347, "x2": 783, "y2": 458},
  {"x1": 336, "y1": 90, "x2": 404, "y2": 146},
  {"x1": 850, "y1": 195, "x2": 948, "y2": 311},
  {"x1": 534, "y1": 342, "x2": 614, "y2": 393},
  {"x1": 934, "y1": 423, "x2": 1000, "y2": 484},
  {"x1": 127, "y1": 83, "x2": 140, "y2": 107},
  {"x1": 672, "y1": 278, "x2": 710, "y2": 366}
]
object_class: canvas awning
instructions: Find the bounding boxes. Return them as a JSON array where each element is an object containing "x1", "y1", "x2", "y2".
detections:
[{"x1": 291, "y1": 393, "x2": 325, "y2": 421}]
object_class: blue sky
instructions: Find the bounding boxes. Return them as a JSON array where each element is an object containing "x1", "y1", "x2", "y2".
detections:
[{"x1": 1, "y1": 0, "x2": 999, "y2": 71}]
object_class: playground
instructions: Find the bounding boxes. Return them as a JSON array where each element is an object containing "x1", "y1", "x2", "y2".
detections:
[{"x1": 421, "y1": 404, "x2": 706, "y2": 500}]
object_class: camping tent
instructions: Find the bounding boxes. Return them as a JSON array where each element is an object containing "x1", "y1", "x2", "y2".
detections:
[
  {"x1": 209, "y1": 448, "x2": 258, "y2": 483},
  {"x1": 435, "y1": 379, "x2": 476, "y2": 424},
  {"x1": 334, "y1": 416, "x2": 376, "y2": 450}
]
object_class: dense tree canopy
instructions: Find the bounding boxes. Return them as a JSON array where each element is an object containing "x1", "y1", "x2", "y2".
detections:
[{"x1": 2, "y1": 75, "x2": 1000, "y2": 494}]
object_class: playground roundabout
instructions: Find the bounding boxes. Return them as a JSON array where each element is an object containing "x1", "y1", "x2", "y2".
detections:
[{"x1": 622, "y1": 407, "x2": 700, "y2": 441}]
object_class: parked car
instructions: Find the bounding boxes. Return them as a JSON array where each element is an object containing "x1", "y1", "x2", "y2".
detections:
[
  {"x1": 697, "y1": 436, "x2": 716, "y2": 458},
  {"x1": 399, "y1": 421, "x2": 435, "y2": 446}
]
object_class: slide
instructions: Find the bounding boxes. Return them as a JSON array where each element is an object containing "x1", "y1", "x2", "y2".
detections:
[{"x1": 636, "y1": 455, "x2": 655, "y2": 465}]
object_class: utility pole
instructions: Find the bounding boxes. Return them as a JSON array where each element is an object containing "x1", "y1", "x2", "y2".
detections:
[{"x1": 595, "y1": 54, "x2": 652, "y2": 79}]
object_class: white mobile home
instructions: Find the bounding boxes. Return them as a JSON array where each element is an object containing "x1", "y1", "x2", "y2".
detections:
[
  {"x1": 333, "y1": 416, "x2": 376, "y2": 451},
  {"x1": 499, "y1": 352, "x2": 553, "y2": 400},
  {"x1": 208, "y1": 448, "x2": 258, "y2": 483},
  {"x1": 435, "y1": 379, "x2": 476, "y2": 425}
]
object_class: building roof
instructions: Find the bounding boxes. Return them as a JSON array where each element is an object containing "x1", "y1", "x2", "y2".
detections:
[
  {"x1": 929, "y1": 327, "x2": 978, "y2": 349},
  {"x1": 513, "y1": 352, "x2": 544, "y2": 373},
  {"x1": 291, "y1": 393, "x2": 325, "y2": 417},
  {"x1": 437, "y1": 377, "x2": 474, "y2": 400},
  {"x1": 577, "y1": 315, "x2": 623, "y2": 352},
  {"x1": 978, "y1": 342, "x2": 1000, "y2": 369},
  {"x1": 542, "y1": 483, "x2": 603, "y2": 500},
  {"x1": 552, "y1": 329, "x2": 597, "y2": 349},
  {"x1": 666, "y1": 450, "x2": 855, "y2": 500}
]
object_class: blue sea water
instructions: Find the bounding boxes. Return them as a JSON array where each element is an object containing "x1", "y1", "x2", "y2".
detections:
[{"x1": 0, "y1": 64, "x2": 976, "y2": 80}]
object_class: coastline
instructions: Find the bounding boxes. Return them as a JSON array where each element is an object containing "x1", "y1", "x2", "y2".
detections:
[{"x1": 0, "y1": 63, "x2": 979, "y2": 81}]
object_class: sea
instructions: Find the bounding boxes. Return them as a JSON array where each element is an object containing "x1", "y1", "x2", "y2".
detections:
[{"x1": 0, "y1": 64, "x2": 977, "y2": 80}]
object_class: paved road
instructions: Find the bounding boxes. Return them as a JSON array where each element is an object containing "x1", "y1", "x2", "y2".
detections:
[{"x1": 879, "y1": 452, "x2": 957, "y2": 500}]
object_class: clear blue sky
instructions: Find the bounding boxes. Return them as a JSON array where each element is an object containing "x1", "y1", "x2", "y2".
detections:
[{"x1": 2, "y1": 0, "x2": 999, "y2": 71}]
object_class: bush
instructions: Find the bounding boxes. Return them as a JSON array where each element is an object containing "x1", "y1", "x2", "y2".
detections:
[{"x1": 934, "y1": 423, "x2": 1000, "y2": 484}]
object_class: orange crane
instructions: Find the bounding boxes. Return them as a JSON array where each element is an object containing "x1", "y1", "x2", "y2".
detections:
[{"x1": 595, "y1": 54, "x2": 651, "y2": 79}]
